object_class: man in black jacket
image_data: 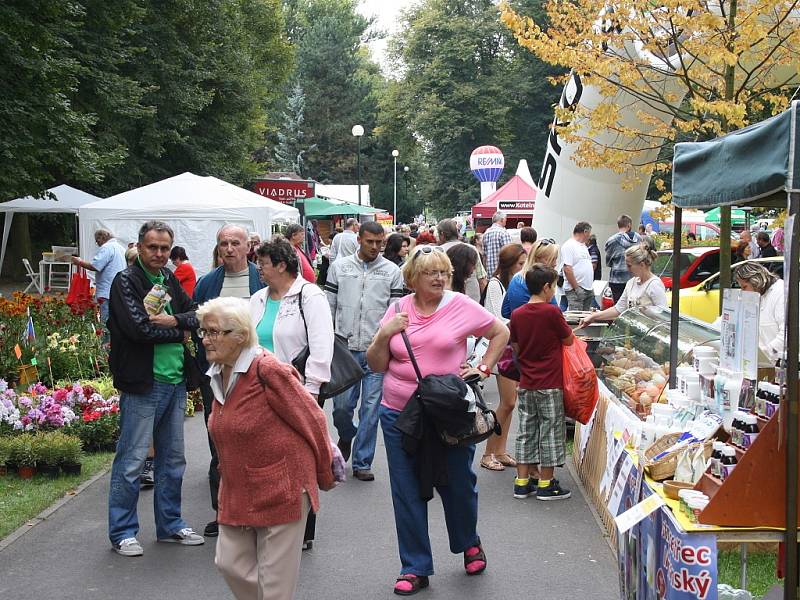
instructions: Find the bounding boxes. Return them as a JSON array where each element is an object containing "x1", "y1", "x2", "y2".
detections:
[{"x1": 106, "y1": 220, "x2": 203, "y2": 557}]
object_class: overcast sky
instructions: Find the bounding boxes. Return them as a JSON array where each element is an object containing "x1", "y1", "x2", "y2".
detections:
[{"x1": 357, "y1": 0, "x2": 419, "y2": 70}]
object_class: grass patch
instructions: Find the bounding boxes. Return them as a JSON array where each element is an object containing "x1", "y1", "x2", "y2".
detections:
[
  {"x1": 0, "y1": 452, "x2": 114, "y2": 541},
  {"x1": 718, "y1": 550, "x2": 781, "y2": 598}
]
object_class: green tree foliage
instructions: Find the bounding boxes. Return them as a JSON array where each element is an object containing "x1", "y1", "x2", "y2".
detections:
[
  {"x1": 274, "y1": 82, "x2": 312, "y2": 175},
  {"x1": 283, "y1": 0, "x2": 376, "y2": 184},
  {"x1": 0, "y1": 1, "x2": 106, "y2": 201},
  {"x1": 382, "y1": 0, "x2": 563, "y2": 219}
]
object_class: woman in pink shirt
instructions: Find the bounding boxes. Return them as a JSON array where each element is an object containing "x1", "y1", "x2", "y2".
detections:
[{"x1": 367, "y1": 246, "x2": 508, "y2": 596}]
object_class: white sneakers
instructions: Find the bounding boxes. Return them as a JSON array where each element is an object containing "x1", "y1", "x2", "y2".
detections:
[
  {"x1": 114, "y1": 537, "x2": 144, "y2": 557},
  {"x1": 114, "y1": 528, "x2": 205, "y2": 556},
  {"x1": 158, "y1": 527, "x2": 205, "y2": 546}
]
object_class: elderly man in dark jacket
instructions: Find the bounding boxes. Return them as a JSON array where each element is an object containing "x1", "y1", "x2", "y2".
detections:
[{"x1": 107, "y1": 220, "x2": 202, "y2": 557}]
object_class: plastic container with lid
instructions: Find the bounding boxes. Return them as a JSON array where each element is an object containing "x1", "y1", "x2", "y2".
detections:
[
  {"x1": 692, "y1": 346, "x2": 718, "y2": 374},
  {"x1": 689, "y1": 497, "x2": 710, "y2": 523},
  {"x1": 730, "y1": 412, "x2": 746, "y2": 447},
  {"x1": 683, "y1": 372, "x2": 701, "y2": 402},
  {"x1": 720, "y1": 445, "x2": 738, "y2": 480},
  {"x1": 742, "y1": 414, "x2": 759, "y2": 448},
  {"x1": 710, "y1": 441, "x2": 725, "y2": 478}
]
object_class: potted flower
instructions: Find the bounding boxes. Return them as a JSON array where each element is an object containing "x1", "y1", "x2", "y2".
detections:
[
  {"x1": 0, "y1": 436, "x2": 11, "y2": 476},
  {"x1": 36, "y1": 432, "x2": 61, "y2": 478},
  {"x1": 11, "y1": 433, "x2": 38, "y2": 479},
  {"x1": 60, "y1": 434, "x2": 83, "y2": 475}
]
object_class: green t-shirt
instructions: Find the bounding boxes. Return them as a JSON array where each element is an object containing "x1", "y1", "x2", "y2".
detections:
[
  {"x1": 140, "y1": 259, "x2": 184, "y2": 384},
  {"x1": 256, "y1": 297, "x2": 282, "y2": 352}
]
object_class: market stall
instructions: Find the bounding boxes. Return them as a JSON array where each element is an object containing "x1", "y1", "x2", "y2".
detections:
[{"x1": 573, "y1": 100, "x2": 800, "y2": 599}]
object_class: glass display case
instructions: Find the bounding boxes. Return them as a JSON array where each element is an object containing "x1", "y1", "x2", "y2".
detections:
[{"x1": 592, "y1": 307, "x2": 721, "y2": 416}]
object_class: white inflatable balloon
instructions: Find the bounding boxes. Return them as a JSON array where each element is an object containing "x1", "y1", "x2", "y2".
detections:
[{"x1": 535, "y1": 65, "x2": 686, "y2": 266}]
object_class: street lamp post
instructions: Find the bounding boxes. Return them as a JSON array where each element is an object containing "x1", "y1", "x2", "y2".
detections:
[
  {"x1": 403, "y1": 166, "x2": 410, "y2": 220},
  {"x1": 392, "y1": 149, "x2": 399, "y2": 224},
  {"x1": 352, "y1": 125, "x2": 364, "y2": 205}
]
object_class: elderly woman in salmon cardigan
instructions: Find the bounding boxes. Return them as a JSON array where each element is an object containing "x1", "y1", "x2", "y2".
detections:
[{"x1": 197, "y1": 296, "x2": 336, "y2": 600}]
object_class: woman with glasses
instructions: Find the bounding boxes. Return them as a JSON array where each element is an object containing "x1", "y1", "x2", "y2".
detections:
[
  {"x1": 249, "y1": 236, "x2": 334, "y2": 550},
  {"x1": 197, "y1": 296, "x2": 337, "y2": 600},
  {"x1": 501, "y1": 239, "x2": 561, "y2": 319},
  {"x1": 480, "y1": 243, "x2": 527, "y2": 471},
  {"x1": 578, "y1": 238, "x2": 666, "y2": 328},
  {"x1": 367, "y1": 245, "x2": 509, "y2": 596}
]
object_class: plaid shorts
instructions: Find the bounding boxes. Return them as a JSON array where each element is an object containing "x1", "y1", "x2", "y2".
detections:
[{"x1": 515, "y1": 388, "x2": 566, "y2": 468}]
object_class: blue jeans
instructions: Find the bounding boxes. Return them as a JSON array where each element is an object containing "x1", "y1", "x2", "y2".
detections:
[
  {"x1": 380, "y1": 406, "x2": 480, "y2": 576},
  {"x1": 98, "y1": 298, "x2": 109, "y2": 323},
  {"x1": 108, "y1": 381, "x2": 188, "y2": 544},
  {"x1": 332, "y1": 351, "x2": 383, "y2": 471}
]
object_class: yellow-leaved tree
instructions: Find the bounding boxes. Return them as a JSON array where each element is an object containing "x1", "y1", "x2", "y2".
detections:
[{"x1": 500, "y1": 0, "x2": 800, "y2": 201}]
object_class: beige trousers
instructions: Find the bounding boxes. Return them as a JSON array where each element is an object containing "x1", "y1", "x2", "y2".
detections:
[{"x1": 215, "y1": 494, "x2": 310, "y2": 600}]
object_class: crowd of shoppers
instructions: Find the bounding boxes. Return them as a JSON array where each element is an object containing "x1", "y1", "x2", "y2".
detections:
[{"x1": 97, "y1": 207, "x2": 788, "y2": 600}]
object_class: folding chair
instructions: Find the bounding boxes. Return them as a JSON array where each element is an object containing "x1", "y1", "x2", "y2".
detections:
[{"x1": 22, "y1": 258, "x2": 43, "y2": 294}]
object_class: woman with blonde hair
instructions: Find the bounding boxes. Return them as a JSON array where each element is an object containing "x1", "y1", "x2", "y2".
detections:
[
  {"x1": 199, "y1": 296, "x2": 337, "y2": 600},
  {"x1": 732, "y1": 261, "x2": 785, "y2": 362},
  {"x1": 501, "y1": 238, "x2": 560, "y2": 318},
  {"x1": 367, "y1": 245, "x2": 509, "y2": 595},
  {"x1": 579, "y1": 237, "x2": 667, "y2": 328}
]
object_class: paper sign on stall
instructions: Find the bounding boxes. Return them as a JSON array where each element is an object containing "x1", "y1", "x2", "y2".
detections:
[
  {"x1": 607, "y1": 454, "x2": 635, "y2": 516},
  {"x1": 739, "y1": 290, "x2": 761, "y2": 378},
  {"x1": 615, "y1": 494, "x2": 665, "y2": 534},
  {"x1": 719, "y1": 289, "x2": 742, "y2": 371},
  {"x1": 600, "y1": 438, "x2": 625, "y2": 497}
]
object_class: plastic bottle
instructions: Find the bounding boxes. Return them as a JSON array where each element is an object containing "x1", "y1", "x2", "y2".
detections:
[
  {"x1": 720, "y1": 445, "x2": 738, "y2": 480},
  {"x1": 722, "y1": 372, "x2": 743, "y2": 432},
  {"x1": 710, "y1": 441, "x2": 724, "y2": 478},
  {"x1": 714, "y1": 369, "x2": 728, "y2": 414},
  {"x1": 755, "y1": 382, "x2": 769, "y2": 417},
  {"x1": 730, "y1": 412, "x2": 745, "y2": 447},
  {"x1": 742, "y1": 414, "x2": 759, "y2": 449}
]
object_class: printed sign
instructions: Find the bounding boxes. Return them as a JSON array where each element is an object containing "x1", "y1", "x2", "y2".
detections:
[
  {"x1": 656, "y1": 511, "x2": 717, "y2": 600},
  {"x1": 498, "y1": 200, "x2": 535, "y2": 211},
  {"x1": 253, "y1": 179, "x2": 315, "y2": 205}
]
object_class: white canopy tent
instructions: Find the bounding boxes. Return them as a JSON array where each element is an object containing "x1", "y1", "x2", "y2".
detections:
[
  {"x1": 79, "y1": 172, "x2": 299, "y2": 278},
  {"x1": 0, "y1": 185, "x2": 102, "y2": 276}
]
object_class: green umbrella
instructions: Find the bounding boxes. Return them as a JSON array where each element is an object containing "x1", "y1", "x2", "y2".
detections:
[
  {"x1": 296, "y1": 197, "x2": 385, "y2": 217},
  {"x1": 704, "y1": 206, "x2": 747, "y2": 225}
]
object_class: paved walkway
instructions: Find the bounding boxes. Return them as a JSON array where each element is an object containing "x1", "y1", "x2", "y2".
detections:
[{"x1": 0, "y1": 380, "x2": 617, "y2": 599}]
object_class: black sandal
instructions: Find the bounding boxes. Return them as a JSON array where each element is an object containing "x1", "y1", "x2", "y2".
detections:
[
  {"x1": 464, "y1": 543, "x2": 487, "y2": 576},
  {"x1": 393, "y1": 574, "x2": 430, "y2": 596}
]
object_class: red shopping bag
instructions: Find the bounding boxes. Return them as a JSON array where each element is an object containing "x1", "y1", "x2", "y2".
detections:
[
  {"x1": 562, "y1": 337, "x2": 598, "y2": 424},
  {"x1": 66, "y1": 267, "x2": 91, "y2": 307}
]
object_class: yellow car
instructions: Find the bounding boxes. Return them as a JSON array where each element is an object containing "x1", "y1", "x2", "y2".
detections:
[{"x1": 669, "y1": 257, "x2": 784, "y2": 323}]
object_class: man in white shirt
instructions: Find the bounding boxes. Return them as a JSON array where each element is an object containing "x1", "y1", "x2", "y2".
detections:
[
  {"x1": 330, "y1": 218, "x2": 359, "y2": 262},
  {"x1": 561, "y1": 221, "x2": 595, "y2": 311},
  {"x1": 71, "y1": 228, "x2": 127, "y2": 323}
]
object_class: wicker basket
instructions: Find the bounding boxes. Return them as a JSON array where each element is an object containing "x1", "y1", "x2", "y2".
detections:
[{"x1": 644, "y1": 433, "x2": 713, "y2": 481}]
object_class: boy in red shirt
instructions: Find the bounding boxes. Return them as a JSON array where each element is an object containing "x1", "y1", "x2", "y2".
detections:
[{"x1": 509, "y1": 265, "x2": 574, "y2": 500}]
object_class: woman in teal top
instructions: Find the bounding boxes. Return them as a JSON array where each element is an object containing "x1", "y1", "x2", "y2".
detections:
[
  {"x1": 248, "y1": 237, "x2": 335, "y2": 553},
  {"x1": 255, "y1": 296, "x2": 282, "y2": 351}
]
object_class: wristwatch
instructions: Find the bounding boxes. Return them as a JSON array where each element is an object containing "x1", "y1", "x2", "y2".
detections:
[{"x1": 477, "y1": 364, "x2": 491, "y2": 377}]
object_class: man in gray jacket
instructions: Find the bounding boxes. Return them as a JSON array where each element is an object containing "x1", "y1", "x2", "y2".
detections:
[{"x1": 325, "y1": 221, "x2": 404, "y2": 481}]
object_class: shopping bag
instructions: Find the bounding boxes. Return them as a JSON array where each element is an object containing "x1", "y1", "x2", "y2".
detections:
[
  {"x1": 66, "y1": 267, "x2": 91, "y2": 306},
  {"x1": 562, "y1": 337, "x2": 598, "y2": 424},
  {"x1": 496, "y1": 344, "x2": 520, "y2": 381}
]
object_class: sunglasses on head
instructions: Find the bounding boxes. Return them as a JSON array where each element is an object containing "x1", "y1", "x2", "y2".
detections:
[
  {"x1": 538, "y1": 238, "x2": 556, "y2": 246},
  {"x1": 412, "y1": 245, "x2": 445, "y2": 261}
]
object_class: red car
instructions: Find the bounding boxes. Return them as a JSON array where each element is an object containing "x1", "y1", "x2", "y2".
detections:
[{"x1": 653, "y1": 247, "x2": 730, "y2": 290}]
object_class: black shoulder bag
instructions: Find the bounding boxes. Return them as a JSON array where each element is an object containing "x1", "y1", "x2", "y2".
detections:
[
  {"x1": 291, "y1": 284, "x2": 365, "y2": 401},
  {"x1": 396, "y1": 304, "x2": 500, "y2": 447}
]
